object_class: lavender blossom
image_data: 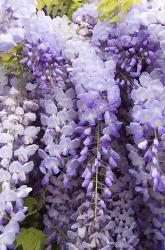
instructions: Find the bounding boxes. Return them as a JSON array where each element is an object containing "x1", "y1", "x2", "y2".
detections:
[{"x1": 0, "y1": 66, "x2": 40, "y2": 248}]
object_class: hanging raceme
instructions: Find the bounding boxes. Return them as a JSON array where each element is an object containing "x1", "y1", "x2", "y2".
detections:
[{"x1": 0, "y1": 0, "x2": 165, "y2": 249}]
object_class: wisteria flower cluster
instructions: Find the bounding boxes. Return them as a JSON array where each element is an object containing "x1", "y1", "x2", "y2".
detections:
[{"x1": 0, "y1": 0, "x2": 165, "y2": 249}]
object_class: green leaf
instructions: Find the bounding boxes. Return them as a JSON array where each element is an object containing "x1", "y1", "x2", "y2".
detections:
[
  {"x1": 46, "y1": 5, "x2": 52, "y2": 15},
  {"x1": 110, "y1": 14, "x2": 120, "y2": 23},
  {"x1": 0, "y1": 44, "x2": 24, "y2": 80},
  {"x1": 99, "y1": 13, "x2": 109, "y2": 20},
  {"x1": 24, "y1": 197, "x2": 38, "y2": 213},
  {"x1": 121, "y1": 0, "x2": 133, "y2": 13},
  {"x1": 37, "y1": 0, "x2": 86, "y2": 18},
  {"x1": 44, "y1": 0, "x2": 53, "y2": 5},
  {"x1": 0, "y1": 53, "x2": 15, "y2": 62},
  {"x1": 97, "y1": 0, "x2": 141, "y2": 23},
  {"x1": 52, "y1": 0, "x2": 64, "y2": 17},
  {"x1": 97, "y1": 0, "x2": 110, "y2": 11},
  {"x1": 15, "y1": 228, "x2": 46, "y2": 250},
  {"x1": 101, "y1": 1, "x2": 121, "y2": 17},
  {"x1": 37, "y1": 0, "x2": 45, "y2": 10}
]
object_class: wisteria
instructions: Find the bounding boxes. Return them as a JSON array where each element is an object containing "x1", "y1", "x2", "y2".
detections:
[
  {"x1": 0, "y1": 0, "x2": 165, "y2": 249},
  {"x1": 0, "y1": 65, "x2": 40, "y2": 249}
]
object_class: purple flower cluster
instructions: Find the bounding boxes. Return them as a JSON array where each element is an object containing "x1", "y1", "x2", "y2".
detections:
[
  {"x1": 91, "y1": 1, "x2": 165, "y2": 248},
  {"x1": 0, "y1": 0, "x2": 165, "y2": 249}
]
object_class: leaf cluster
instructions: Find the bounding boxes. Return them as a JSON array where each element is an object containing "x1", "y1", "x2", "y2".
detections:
[
  {"x1": 15, "y1": 196, "x2": 46, "y2": 250},
  {"x1": 37, "y1": 0, "x2": 86, "y2": 19},
  {"x1": 15, "y1": 227, "x2": 45, "y2": 250},
  {"x1": 15, "y1": 193, "x2": 61, "y2": 249},
  {"x1": 97, "y1": 0, "x2": 141, "y2": 23},
  {"x1": 0, "y1": 44, "x2": 25, "y2": 77}
]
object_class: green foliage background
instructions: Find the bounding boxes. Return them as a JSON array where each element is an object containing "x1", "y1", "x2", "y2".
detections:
[
  {"x1": 15, "y1": 228, "x2": 45, "y2": 250},
  {"x1": 36, "y1": 0, "x2": 141, "y2": 22},
  {"x1": 97, "y1": 0, "x2": 141, "y2": 22},
  {"x1": 37, "y1": 0, "x2": 87, "y2": 18}
]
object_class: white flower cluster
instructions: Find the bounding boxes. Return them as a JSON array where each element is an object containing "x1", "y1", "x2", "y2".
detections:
[
  {"x1": 0, "y1": 0, "x2": 36, "y2": 50},
  {"x1": 0, "y1": 67, "x2": 40, "y2": 248},
  {"x1": 39, "y1": 82, "x2": 78, "y2": 185}
]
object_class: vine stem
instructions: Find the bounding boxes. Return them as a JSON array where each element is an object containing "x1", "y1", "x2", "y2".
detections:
[
  {"x1": 94, "y1": 121, "x2": 100, "y2": 221},
  {"x1": 154, "y1": 129, "x2": 162, "y2": 174},
  {"x1": 16, "y1": 52, "x2": 24, "y2": 106},
  {"x1": 48, "y1": 64, "x2": 56, "y2": 86},
  {"x1": 47, "y1": 220, "x2": 68, "y2": 241}
]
